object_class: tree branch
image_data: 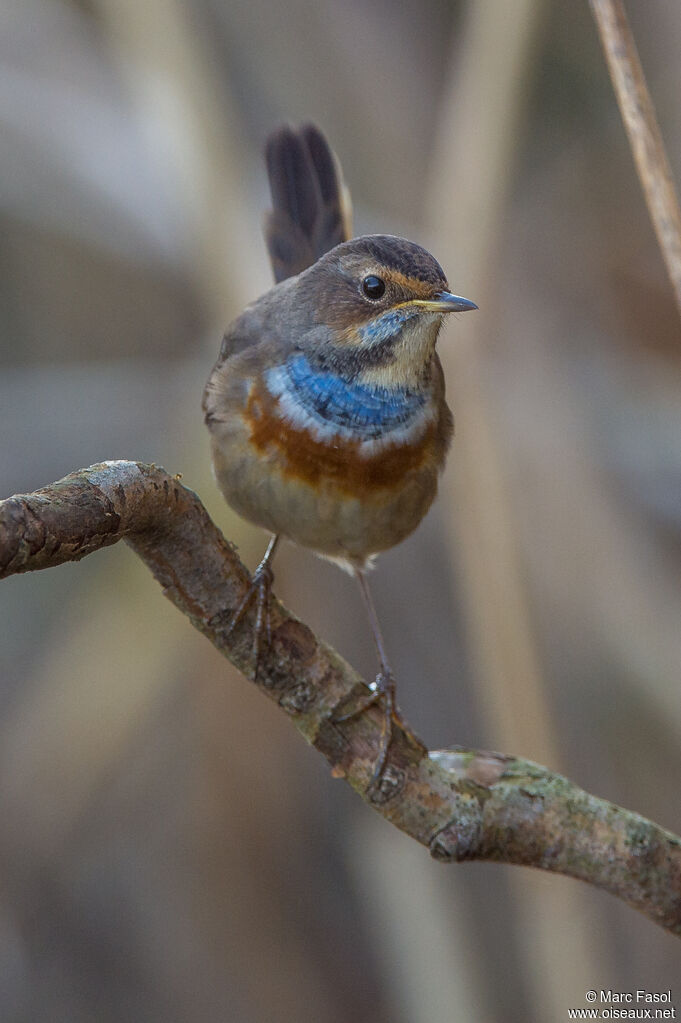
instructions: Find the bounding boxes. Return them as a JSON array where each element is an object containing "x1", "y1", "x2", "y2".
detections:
[{"x1": 2, "y1": 461, "x2": 680, "y2": 936}]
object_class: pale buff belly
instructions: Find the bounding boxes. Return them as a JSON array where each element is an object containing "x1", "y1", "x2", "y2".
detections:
[{"x1": 209, "y1": 430, "x2": 439, "y2": 565}]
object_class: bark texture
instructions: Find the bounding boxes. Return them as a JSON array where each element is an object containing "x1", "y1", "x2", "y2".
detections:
[{"x1": 2, "y1": 461, "x2": 680, "y2": 936}]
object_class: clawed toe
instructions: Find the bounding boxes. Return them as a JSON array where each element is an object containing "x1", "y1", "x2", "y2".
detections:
[
  {"x1": 224, "y1": 537, "x2": 279, "y2": 678},
  {"x1": 333, "y1": 672, "x2": 398, "y2": 787}
]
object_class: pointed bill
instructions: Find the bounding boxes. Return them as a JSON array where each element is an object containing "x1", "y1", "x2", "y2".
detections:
[{"x1": 414, "y1": 290, "x2": 478, "y2": 313}]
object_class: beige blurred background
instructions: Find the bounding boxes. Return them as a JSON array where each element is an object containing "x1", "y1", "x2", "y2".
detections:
[{"x1": 1, "y1": 1, "x2": 680, "y2": 1020}]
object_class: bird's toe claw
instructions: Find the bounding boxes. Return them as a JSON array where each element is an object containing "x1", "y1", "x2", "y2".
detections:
[
  {"x1": 333, "y1": 671, "x2": 398, "y2": 787},
  {"x1": 224, "y1": 561, "x2": 275, "y2": 679}
]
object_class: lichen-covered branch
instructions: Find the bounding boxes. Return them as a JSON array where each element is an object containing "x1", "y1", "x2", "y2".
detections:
[{"x1": 1, "y1": 461, "x2": 680, "y2": 936}]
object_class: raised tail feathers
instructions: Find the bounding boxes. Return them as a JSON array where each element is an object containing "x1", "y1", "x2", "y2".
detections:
[{"x1": 264, "y1": 124, "x2": 352, "y2": 283}]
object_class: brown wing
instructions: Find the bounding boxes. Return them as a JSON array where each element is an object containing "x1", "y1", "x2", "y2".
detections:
[{"x1": 263, "y1": 124, "x2": 353, "y2": 283}]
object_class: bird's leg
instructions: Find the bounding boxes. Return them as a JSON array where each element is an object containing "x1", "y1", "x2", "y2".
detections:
[
  {"x1": 334, "y1": 568, "x2": 399, "y2": 784},
  {"x1": 224, "y1": 534, "x2": 280, "y2": 677}
]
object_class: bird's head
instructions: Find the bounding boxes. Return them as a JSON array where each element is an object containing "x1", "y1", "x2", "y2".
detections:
[{"x1": 295, "y1": 234, "x2": 477, "y2": 389}]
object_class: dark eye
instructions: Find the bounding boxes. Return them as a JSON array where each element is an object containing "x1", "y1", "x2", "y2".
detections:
[{"x1": 361, "y1": 275, "x2": 386, "y2": 300}]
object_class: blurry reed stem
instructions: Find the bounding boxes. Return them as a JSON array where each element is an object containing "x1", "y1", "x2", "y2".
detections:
[
  {"x1": 591, "y1": 0, "x2": 681, "y2": 321},
  {"x1": 95, "y1": 0, "x2": 262, "y2": 329},
  {"x1": 428, "y1": 0, "x2": 553, "y2": 774},
  {"x1": 427, "y1": 1, "x2": 603, "y2": 1012}
]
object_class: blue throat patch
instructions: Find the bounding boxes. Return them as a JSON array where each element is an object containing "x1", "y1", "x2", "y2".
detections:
[
  {"x1": 357, "y1": 305, "x2": 418, "y2": 344},
  {"x1": 282, "y1": 353, "x2": 426, "y2": 438}
]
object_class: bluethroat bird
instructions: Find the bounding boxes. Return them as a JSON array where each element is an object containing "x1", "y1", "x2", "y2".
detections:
[{"x1": 203, "y1": 125, "x2": 476, "y2": 785}]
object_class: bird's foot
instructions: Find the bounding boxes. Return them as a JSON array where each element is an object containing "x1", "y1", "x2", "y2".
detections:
[
  {"x1": 334, "y1": 671, "x2": 398, "y2": 786},
  {"x1": 224, "y1": 557, "x2": 275, "y2": 679}
]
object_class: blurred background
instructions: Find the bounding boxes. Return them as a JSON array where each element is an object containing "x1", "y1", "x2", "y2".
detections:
[{"x1": 1, "y1": 0, "x2": 680, "y2": 1019}]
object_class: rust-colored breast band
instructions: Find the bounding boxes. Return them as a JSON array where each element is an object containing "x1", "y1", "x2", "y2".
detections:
[{"x1": 244, "y1": 381, "x2": 437, "y2": 495}]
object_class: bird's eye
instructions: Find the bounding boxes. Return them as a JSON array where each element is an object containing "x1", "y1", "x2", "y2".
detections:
[{"x1": 361, "y1": 275, "x2": 386, "y2": 300}]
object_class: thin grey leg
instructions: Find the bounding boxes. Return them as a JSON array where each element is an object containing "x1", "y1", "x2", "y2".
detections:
[{"x1": 335, "y1": 568, "x2": 397, "y2": 784}]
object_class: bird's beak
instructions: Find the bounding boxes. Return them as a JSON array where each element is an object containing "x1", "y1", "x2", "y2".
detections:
[{"x1": 415, "y1": 290, "x2": 478, "y2": 313}]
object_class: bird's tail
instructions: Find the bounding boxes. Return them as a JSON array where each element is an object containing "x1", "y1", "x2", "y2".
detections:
[{"x1": 264, "y1": 124, "x2": 353, "y2": 283}]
